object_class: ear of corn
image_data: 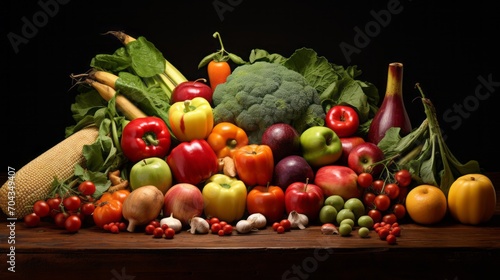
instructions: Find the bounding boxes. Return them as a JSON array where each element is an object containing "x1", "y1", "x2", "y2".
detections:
[{"x1": 0, "y1": 126, "x2": 99, "y2": 218}]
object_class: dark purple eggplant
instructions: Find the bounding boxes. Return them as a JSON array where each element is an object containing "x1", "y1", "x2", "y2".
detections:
[{"x1": 368, "y1": 62, "x2": 412, "y2": 144}]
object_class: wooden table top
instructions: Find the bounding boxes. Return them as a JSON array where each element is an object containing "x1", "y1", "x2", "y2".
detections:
[{"x1": 1, "y1": 173, "x2": 499, "y2": 280}]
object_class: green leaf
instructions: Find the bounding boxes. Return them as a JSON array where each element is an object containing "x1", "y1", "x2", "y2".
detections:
[
  {"x1": 125, "y1": 36, "x2": 166, "y2": 78},
  {"x1": 198, "y1": 53, "x2": 217, "y2": 69},
  {"x1": 90, "y1": 48, "x2": 131, "y2": 73}
]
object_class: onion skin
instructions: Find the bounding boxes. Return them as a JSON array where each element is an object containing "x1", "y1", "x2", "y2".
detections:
[
  {"x1": 122, "y1": 185, "x2": 164, "y2": 232},
  {"x1": 368, "y1": 62, "x2": 412, "y2": 144}
]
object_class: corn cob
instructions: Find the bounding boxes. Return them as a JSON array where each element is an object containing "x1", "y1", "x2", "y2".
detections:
[{"x1": 0, "y1": 126, "x2": 99, "y2": 218}]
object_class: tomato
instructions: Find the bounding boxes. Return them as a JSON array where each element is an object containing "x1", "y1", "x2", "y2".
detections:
[
  {"x1": 145, "y1": 224, "x2": 156, "y2": 235},
  {"x1": 357, "y1": 172, "x2": 373, "y2": 188},
  {"x1": 223, "y1": 224, "x2": 233, "y2": 235},
  {"x1": 33, "y1": 200, "x2": 50, "y2": 218},
  {"x1": 209, "y1": 217, "x2": 220, "y2": 226},
  {"x1": 395, "y1": 169, "x2": 412, "y2": 187},
  {"x1": 54, "y1": 212, "x2": 68, "y2": 228},
  {"x1": 372, "y1": 179, "x2": 385, "y2": 194},
  {"x1": 78, "y1": 180, "x2": 96, "y2": 196},
  {"x1": 362, "y1": 192, "x2": 376, "y2": 208},
  {"x1": 279, "y1": 219, "x2": 291, "y2": 231},
  {"x1": 153, "y1": 227, "x2": 164, "y2": 238},
  {"x1": 211, "y1": 223, "x2": 221, "y2": 234},
  {"x1": 272, "y1": 222, "x2": 281, "y2": 231},
  {"x1": 164, "y1": 227, "x2": 175, "y2": 239},
  {"x1": 386, "y1": 234, "x2": 397, "y2": 245},
  {"x1": 63, "y1": 195, "x2": 81, "y2": 211},
  {"x1": 374, "y1": 194, "x2": 391, "y2": 212},
  {"x1": 392, "y1": 203, "x2": 406, "y2": 220},
  {"x1": 368, "y1": 209, "x2": 382, "y2": 223},
  {"x1": 80, "y1": 202, "x2": 95, "y2": 216},
  {"x1": 276, "y1": 225, "x2": 285, "y2": 234},
  {"x1": 24, "y1": 213, "x2": 40, "y2": 227},
  {"x1": 93, "y1": 200, "x2": 123, "y2": 228},
  {"x1": 325, "y1": 105, "x2": 360, "y2": 137},
  {"x1": 46, "y1": 197, "x2": 62, "y2": 210},
  {"x1": 382, "y1": 213, "x2": 398, "y2": 225},
  {"x1": 246, "y1": 185, "x2": 285, "y2": 224},
  {"x1": 64, "y1": 215, "x2": 82, "y2": 233},
  {"x1": 390, "y1": 226, "x2": 401, "y2": 237},
  {"x1": 383, "y1": 183, "x2": 400, "y2": 200}
]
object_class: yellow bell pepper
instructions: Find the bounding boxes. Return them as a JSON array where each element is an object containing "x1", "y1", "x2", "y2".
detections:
[
  {"x1": 202, "y1": 174, "x2": 247, "y2": 223},
  {"x1": 168, "y1": 97, "x2": 214, "y2": 142}
]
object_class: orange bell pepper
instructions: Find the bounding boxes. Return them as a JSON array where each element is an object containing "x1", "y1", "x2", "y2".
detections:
[
  {"x1": 233, "y1": 144, "x2": 274, "y2": 187},
  {"x1": 207, "y1": 122, "x2": 249, "y2": 158}
]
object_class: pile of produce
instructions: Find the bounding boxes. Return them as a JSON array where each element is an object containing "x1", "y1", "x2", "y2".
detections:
[{"x1": 0, "y1": 31, "x2": 495, "y2": 243}]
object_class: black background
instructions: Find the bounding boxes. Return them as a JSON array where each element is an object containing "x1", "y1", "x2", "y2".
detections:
[{"x1": 2, "y1": 0, "x2": 499, "y2": 173}]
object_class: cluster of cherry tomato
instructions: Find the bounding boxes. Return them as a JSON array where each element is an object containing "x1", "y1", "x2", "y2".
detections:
[
  {"x1": 145, "y1": 220, "x2": 176, "y2": 239},
  {"x1": 103, "y1": 221, "x2": 127, "y2": 234},
  {"x1": 207, "y1": 217, "x2": 234, "y2": 236},
  {"x1": 23, "y1": 180, "x2": 97, "y2": 233},
  {"x1": 357, "y1": 169, "x2": 412, "y2": 225},
  {"x1": 271, "y1": 219, "x2": 292, "y2": 234},
  {"x1": 374, "y1": 221, "x2": 402, "y2": 245}
]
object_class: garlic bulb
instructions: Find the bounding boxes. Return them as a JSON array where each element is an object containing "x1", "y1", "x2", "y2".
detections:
[{"x1": 160, "y1": 213, "x2": 183, "y2": 233}]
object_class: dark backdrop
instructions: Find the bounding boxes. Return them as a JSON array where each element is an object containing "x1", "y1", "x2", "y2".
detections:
[{"x1": 2, "y1": 0, "x2": 499, "y2": 172}]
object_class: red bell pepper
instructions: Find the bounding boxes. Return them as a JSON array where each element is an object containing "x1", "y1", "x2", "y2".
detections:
[
  {"x1": 166, "y1": 139, "x2": 219, "y2": 186},
  {"x1": 120, "y1": 116, "x2": 171, "y2": 163}
]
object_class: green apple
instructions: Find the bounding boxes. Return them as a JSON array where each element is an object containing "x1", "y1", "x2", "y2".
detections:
[
  {"x1": 130, "y1": 157, "x2": 173, "y2": 194},
  {"x1": 324, "y1": 195, "x2": 344, "y2": 212},
  {"x1": 300, "y1": 126, "x2": 342, "y2": 168},
  {"x1": 343, "y1": 198, "x2": 365, "y2": 220}
]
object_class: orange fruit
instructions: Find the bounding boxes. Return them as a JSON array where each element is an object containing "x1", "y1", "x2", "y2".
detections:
[{"x1": 405, "y1": 184, "x2": 447, "y2": 225}]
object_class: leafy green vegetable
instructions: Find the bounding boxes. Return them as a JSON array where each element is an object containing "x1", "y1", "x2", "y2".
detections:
[
  {"x1": 249, "y1": 48, "x2": 379, "y2": 137},
  {"x1": 378, "y1": 84, "x2": 481, "y2": 195}
]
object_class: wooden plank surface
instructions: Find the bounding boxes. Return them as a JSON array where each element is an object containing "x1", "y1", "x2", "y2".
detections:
[{"x1": 1, "y1": 173, "x2": 499, "y2": 279}]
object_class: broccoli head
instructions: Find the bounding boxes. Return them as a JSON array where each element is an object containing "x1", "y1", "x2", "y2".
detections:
[{"x1": 212, "y1": 61, "x2": 325, "y2": 143}]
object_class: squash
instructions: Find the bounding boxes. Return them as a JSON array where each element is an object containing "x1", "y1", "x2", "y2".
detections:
[{"x1": 447, "y1": 174, "x2": 496, "y2": 225}]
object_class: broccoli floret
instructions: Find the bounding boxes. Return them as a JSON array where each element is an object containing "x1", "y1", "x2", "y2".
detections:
[{"x1": 212, "y1": 61, "x2": 325, "y2": 143}]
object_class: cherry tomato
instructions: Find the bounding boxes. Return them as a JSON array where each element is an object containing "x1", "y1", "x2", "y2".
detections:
[
  {"x1": 149, "y1": 220, "x2": 160, "y2": 228},
  {"x1": 54, "y1": 212, "x2": 68, "y2": 228},
  {"x1": 209, "y1": 217, "x2": 220, "y2": 226},
  {"x1": 63, "y1": 195, "x2": 81, "y2": 211},
  {"x1": 80, "y1": 202, "x2": 95, "y2": 216},
  {"x1": 33, "y1": 200, "x2": 50, "y2": 218},
  {"x1": 395, "y1": 169, "x2": 412, "y2": 187},
  {"x1": 272, "y1": 222, "x2": 281, "y2": 231},
  {"x1": 223, "y1": 224, "x2": 233, "y2": 235},
  {"x1": 386, "y1": 234, "x2": 397, "y2": 245},
  {"x1": 153, "y1": 227, "x2": 164, "y2": 238},
  {"x1": 372, "y1": 179, "x2": 385, "y2": 194},
  {"x1": 378, "y1": 227, "x2": 390, "y2": 240},
  {"x1": 362, "y1": 192, "x2": 376, "y2": 208},
  {"x1": 164, "y1": 228, "x2": 175, "y2": 239},
  {"x1": 368, "y1": 209, "x2": 382, "y2": 223},
  {"x1": 382, "y1": 213, "x2": 398, "y2": 225},
  {"x1": 211, "y1": 223, "x2": 221, "y2": 234},
  {"x1": 145, "y1": 224, "x2": 156, "y2": 235},
  {"x1": 392, "y1": 203, "x2": 406, "y2": 220},
  {"x1": 276, "y1": 225, "x2": 285, "y2": 234},
  {"x1": 374, "y1": 194, "x2": 391, "y2": 212},
  {"x1": 46, "y1": 197, "x2": 62, "y2": 210},
  {"x1": 24, "y1": 213, "x2": 40, "y2": 227},
  {"x1": 390, "y1": 226, "x2": 401, "y2": 237},
  {"x1": 383, "y1": 183, "x2": 400, "y2": 200},
  {"x1": 110, "y1": 224, "x2": 120, "y2": 234},
  {"x1": 64, "y1": 215, "x2": 82, "y2": 233},
  {"x1": 78, "y1": 180, "x2": 96, "y2": 196},
  {"x1": 357, "y1": 173, "x2": 374, "y2": 188},
  {"x1": 279, "y1": 219, "x2": 291, "y2": 231}
]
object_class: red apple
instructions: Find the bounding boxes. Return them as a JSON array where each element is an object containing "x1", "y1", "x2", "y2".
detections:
[
  {"x1": 314, "y1": 165, "x2": 361, "y2": 200},
  {"x1": 171, "y1": 78, "x2": 213, "y2": 105},
  {"x1": 261, "y1": 123, "x2": 301, "y2": 164},
  {"x1": 273, "y1": 155, "x2": 315, "y2": 190},
  {"x1": 163, "y1": 183, "x2": 204, "y2": 226},
  {"x1": 284, "y1": 180, "x2": 324, "y2": 221},
  {"x1": 347, "y1": 142, "x2": 385, "y2": 175},
  {"x1": 339, "y1": 136, "x2": 365, "y2": 165}
]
